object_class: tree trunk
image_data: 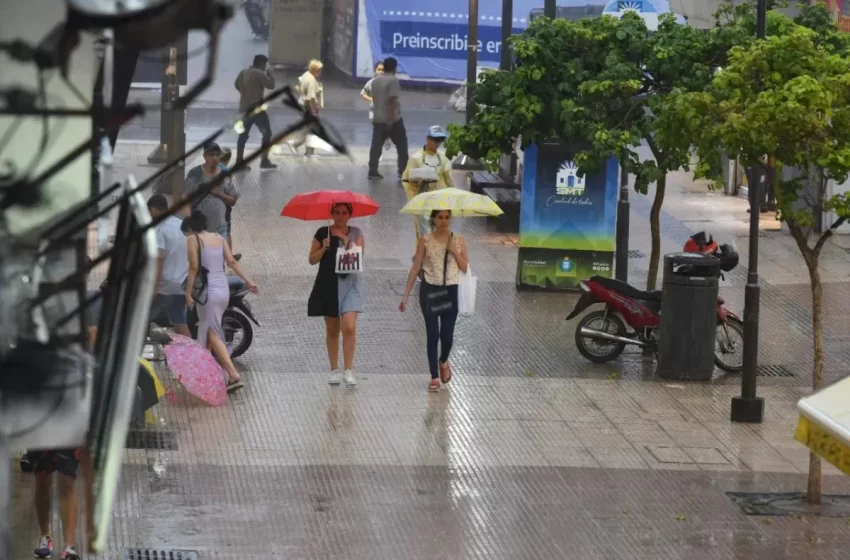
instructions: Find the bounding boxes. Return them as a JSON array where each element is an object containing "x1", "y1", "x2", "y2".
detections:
[
  {"x1": 646, "y1": 173, "x2": 666, "y2": 290},
  {"x1": 806, "y1": 257, "x2": 824, "y2": 505}
]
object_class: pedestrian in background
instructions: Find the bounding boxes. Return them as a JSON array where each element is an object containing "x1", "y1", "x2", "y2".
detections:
[
  {"x1": 288, "y1": 58, "x2": 324, "y2": 158},
  {"x1": 147, "y1": 194, "x2": 190, "y2": 337},
  {"x1": 183, "y1": 142, "x2": 240, "y2": 248},
  {"x1": 234, "y1": 54, "x2": 278, "y2": 170},
  {"x1": 399, "y1": 210, "x2": 468, "y2": 393},
  {"x1": 361, "y1": 61, "x2": 392, "y2": 157},
  {"x1": 31, "y1": 448, "x2": 83, "y2": 559},
  {"x1": 367, "y1": 57, "x2": 408, "y2": 180},
  {"x1": 307, "y1": 203, "x2": 364, "y2": 387},
  {"x1": 402, "y1": 125, "x2": 454, "y2": 240}
]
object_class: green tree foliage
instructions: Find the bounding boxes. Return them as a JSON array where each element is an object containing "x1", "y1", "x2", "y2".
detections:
[
  {"x1": 670, "y1": 9, "x2": 850, "y2": 505},
  {"x1": 445, "y1": 12, "x2": 723, "y2": 289}
]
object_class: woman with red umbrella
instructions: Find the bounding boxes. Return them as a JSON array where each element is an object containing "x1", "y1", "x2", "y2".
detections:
[{"x1": 306, "y1": 202, "x2": 365, "y2": 387}]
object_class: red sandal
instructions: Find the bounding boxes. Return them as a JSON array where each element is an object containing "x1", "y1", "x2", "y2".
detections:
[{"x1": 428, "y1": 379, "x2": 441, "y2": 393}]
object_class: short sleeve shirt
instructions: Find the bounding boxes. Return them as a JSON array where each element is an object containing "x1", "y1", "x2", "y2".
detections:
[
  {"x1": 299, "y1": 72, "x2": 324, "y2": 108},
  {"x1": 154, "y1": 215, "x2": 189, "y2": 295},
  {"x1": 370, "y1": 73, "x2": 401, "y2": 124},
  {"x1": 183, "y1": 165, "x2": 239, "y2": 235},
  {"x1": 314, "y1": 225, "x2": 364, "y2": 248}
]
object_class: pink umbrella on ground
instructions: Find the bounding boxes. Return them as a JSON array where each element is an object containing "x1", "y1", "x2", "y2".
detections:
[{"x1": 163, "y1": 335, "x2": 227, "y2": 407}]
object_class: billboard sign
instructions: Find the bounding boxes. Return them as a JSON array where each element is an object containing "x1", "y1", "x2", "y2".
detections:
[
  {"x1": 517, "y1": 139, "x2": 618, "y2": 290},
  {"x1": 350, "y1": 0, "x2": 682, "y2": 82}
]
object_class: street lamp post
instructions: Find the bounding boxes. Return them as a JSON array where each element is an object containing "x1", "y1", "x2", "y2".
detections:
[
  {"x1": 452, "y1": 0, "x2": 487, "y2": 170},
  {"x1": 500, "y1": 0, "x2": 513, "y2": 71},
  {"x1": 466, "y1": 0, "x2": 479, "y2": 124},
  {"x1": 731, "y1": 0, "x2": 766, "y2": 424}
]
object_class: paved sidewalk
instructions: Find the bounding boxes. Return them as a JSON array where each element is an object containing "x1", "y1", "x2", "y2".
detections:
[{"x1": 10, "y1": 143, "x2": 850, "y2": 559}]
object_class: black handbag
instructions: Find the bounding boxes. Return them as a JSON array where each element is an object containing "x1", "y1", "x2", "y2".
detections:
[
  {"x1": 421, "y1": 233, "x2": 455, "y2": 317},
  {"x1": 181, "y1": 234, "x2": 209, "y2": 305}
]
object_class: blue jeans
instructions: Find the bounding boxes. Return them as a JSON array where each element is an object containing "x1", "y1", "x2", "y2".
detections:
[{"x1": 419, "y1": 284, "x2": 459, "y2": 379}]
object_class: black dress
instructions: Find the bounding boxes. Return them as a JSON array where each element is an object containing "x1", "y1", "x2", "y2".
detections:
[{"x1": 307, "y1": 226, "x2": 363, "y2": 318}]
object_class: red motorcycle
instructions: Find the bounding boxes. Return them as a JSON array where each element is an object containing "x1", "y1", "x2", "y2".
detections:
[{"x1": 566, "y1": 233, "x2": 745, "y2": 372}]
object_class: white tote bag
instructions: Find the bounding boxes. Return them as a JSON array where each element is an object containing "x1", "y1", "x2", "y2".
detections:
[
  {"x1": 335, "y1": 245, "x2": 363, "y2": 274},
  {"x1": 458, "y1": 266, "x2": 477, "y2": 316}
]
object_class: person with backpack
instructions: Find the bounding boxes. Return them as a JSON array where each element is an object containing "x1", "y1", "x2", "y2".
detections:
[{"x1": 401, "y1": 125, "x2": 455, "y2": 240}]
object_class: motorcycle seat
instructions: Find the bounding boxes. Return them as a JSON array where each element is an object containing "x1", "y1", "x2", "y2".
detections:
[{"x1": 592, "y1": 276, "x2": 662, "y2": 302}]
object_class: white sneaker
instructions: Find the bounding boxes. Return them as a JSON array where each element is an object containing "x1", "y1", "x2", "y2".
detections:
[
  {"x1": 328, "y1": 370, "x2": 342, "y2": 385},
  {"x1": 343, "y1": 369, "x2": 357, "y2": 387}
]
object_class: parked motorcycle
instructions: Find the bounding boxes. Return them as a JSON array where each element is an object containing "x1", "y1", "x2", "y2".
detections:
[
  {"x1": 567, "y1": 234, "x2": 744, "y2": 372},
  {"x1": 242, "y1": 0, "x2": 269, "y2": 41},
  {"x1": 152, "y1": 276, "x2": 259, "y2": 359}
]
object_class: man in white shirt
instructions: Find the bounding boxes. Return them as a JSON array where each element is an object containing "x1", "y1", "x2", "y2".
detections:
[{"x1": 147, "y1": 194, "x2": 190, "y2": 336}]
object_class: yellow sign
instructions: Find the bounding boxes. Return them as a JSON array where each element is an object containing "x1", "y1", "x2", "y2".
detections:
[{"x1": 794, "y1": 415, "x2": 850, "y2": 477}]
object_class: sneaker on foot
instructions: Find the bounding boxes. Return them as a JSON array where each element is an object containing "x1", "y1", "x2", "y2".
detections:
[
  {"x1": 260, "y1": 160, "x2": 278, "y2": 169},
  {"x1": 60, "y1": 546, "x2": 80, "y2": 560},
  {"x1": 367, "y1": 172, "x2": 383, "y2": 180},
  {"x1": 344, "y1": 369, "x2": 358, "y2": 387},
  {"x1": 328, "y1": 370, "x2": 342, "y2": 385},
  {"x1": 34, "y1": 535, "x2": 53, "y2": 558}
]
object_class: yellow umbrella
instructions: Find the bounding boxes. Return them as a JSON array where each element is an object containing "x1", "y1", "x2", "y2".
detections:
[{"x1": 400, "y1": 187, "x2": 504, "y2": 217}]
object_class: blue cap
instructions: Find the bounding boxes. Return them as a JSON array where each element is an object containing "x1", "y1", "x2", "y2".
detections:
[{"x1": 427, "y1": 125, "x2": 448, "y2": 139}]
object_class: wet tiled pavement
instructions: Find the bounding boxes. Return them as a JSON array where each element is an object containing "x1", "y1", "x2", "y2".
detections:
[{"x1": 11, "y1": 140, "x2": 850, "y2": 559}]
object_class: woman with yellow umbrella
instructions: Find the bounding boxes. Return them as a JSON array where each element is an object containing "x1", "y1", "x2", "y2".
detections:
[
  {"x1": 401, "y1": 125, "x2": 455, "y2": 241},
  {"x1": 398, "y1": 188, "x2": 502, "y2": 393}
]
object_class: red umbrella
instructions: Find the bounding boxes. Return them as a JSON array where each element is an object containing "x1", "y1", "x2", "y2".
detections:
[{"x1": 281, "y1": 190, "x2": 380, "y2": 220}]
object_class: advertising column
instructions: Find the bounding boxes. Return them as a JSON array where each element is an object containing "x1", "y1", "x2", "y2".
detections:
[{"x1": 517, "y1": 139, "x2": 618, "y2": 290}]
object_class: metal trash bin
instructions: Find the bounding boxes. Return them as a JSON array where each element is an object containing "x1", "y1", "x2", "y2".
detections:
[{"x1": 657, "y1": 252, "x2": 722, "y2": 381}]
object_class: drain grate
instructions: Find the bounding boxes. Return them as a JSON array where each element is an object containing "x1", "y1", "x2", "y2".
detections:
[
  {"x1": 628, "y1": 250, "x2": 645, "y2": 259},
  {"x1": 126, "y1": 430, "x2": 177, "y2": 450},
  {"x1": 756, "y1": 365, "x2": 795, "y2": 378},
  {"x1": 125, "y1": 550, "x2": 199, "y2": 560},
  {"x1": 728, "y1": 492, "x2": 850, "y2": 517}
]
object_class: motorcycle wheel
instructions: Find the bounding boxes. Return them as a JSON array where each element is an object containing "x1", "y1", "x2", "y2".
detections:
[
  {"x1": 223, "y1": 308, "x2": 253, "y2": 359},
  {"x1": 574, "y1": 310, "x2": 627, "y2": 363},
  {"x1": 714, "y1": 317, "x2": 744, "y2": 372}
]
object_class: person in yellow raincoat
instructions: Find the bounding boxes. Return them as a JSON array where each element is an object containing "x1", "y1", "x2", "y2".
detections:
[{"x1": 402, "y1": 125, "x2": 455, "y2": 240}]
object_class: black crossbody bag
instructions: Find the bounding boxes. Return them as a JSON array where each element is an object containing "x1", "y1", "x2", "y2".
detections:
[
  {"x1": 421, "y1": 233, "x2": 455, "y2": 317},
  {"x1": 181, "y1": 235, "x2": 209, "y2": 305}
]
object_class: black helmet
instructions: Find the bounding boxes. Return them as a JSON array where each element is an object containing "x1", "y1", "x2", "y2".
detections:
[{"x1": 718, "y1": 243, "x2": 739, "y2": 272}]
